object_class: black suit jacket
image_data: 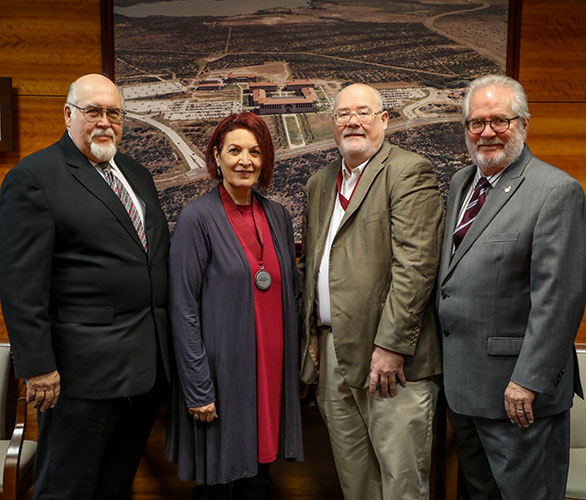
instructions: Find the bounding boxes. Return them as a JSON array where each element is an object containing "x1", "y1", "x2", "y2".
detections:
[{"x1": 0, "y1": 132, "x2": 170, "y2": 399}]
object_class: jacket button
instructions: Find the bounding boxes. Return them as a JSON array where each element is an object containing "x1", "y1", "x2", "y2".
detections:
[
  {"x1": 441, "y1": 291, "x2": 448, "y2": 299},
  {"x1": 443, "y1": 330, "x2": 450, "y2": 337}
]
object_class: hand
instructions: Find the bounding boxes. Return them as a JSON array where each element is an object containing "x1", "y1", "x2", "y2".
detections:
[
  {"x1": 25, "y1": 370, "x2": 61, "y2": 412},
  {"x1": 189, "y1": 402, "x2": 218, "y2": 423},
  {"x1": 504, "y1": 381, "x2": 535, "y2": 427},
  {"x1": 299, "y1": 382, "x2": 311, "y2": 400},
  {"x1": 369, "y1": 346, "x2": 406, "y2": 397}
]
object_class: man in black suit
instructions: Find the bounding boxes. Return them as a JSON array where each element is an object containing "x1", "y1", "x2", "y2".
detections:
[{"x1": 0, "y1": 74, "x2": 170, "y2": 499}]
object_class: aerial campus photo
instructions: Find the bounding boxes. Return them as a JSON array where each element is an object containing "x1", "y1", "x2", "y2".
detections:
[{"x1": 113, "y1": 0, "x2": 509, "y2": 237}]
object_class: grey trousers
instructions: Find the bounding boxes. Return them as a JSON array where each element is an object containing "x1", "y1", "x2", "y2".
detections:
[{"x1": 449, "y1": 408, "x2": 570, "y2": 500}]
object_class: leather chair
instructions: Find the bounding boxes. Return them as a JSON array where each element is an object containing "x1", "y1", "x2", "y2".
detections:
[
  {"x1": 0, "y1": 343, "x2": 36, "y2": 499},
  {"x1": 567, "y1": 349, "x2": 586, "y2": 499}
]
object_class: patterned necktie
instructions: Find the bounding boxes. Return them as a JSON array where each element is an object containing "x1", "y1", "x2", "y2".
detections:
[
  {"x1": 97, "y1": 162, "x2": 148, "y2": 251},
  {"x1": 452, "y1": 176, "x2": 490, "y2": 255}
]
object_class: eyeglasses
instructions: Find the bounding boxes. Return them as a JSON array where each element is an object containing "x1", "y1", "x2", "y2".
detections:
[
  {"x1": 465, "y1": 116, "x2": 519, "y2": 135},
  {"x1": 68, "y1": 103, "x2": 126, "y2": 124},
  {"x1": 332, "y1": 109, "x2": 384, "y2": 126}
]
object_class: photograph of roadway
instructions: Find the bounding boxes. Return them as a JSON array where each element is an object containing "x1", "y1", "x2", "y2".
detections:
[{"x1": 113, "y1": 0, "x2": 509, "y2": 236}]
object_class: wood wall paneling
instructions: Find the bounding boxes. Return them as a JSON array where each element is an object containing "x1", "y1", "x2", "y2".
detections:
[
  {"x1": 526, "y1": 102, "x2": 586, "y2": 188},
  {"x1": 0, "y1": 96, "x2": 67, "y2": 173},
  {"x1": 0, "y1": 0, "x2": 102, "y2": 97},
  {"x1": 518, "y1": 0, "x2": 586, "y2": 102}
]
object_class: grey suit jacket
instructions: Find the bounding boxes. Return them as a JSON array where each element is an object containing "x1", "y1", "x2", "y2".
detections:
[
  {"x1": 438, "y1": 145, "x2": 586, "y2": 419},
  {"x1": 299, "y1": 141, "x2": 444, "y2": 388}
]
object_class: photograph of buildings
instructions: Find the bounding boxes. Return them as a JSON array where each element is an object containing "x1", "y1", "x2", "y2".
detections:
[{"x1": 113, "y1": 0, "x2": 509, "y2": 237}]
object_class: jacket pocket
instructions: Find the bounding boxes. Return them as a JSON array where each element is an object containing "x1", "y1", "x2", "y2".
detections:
[
  {"x1": 486, "y1": 336, "x2": 523, "y2": 356},
  {"x1": 57, "y1": 305, "x2": 114, "y2": 325},
  {"x1": 483, "y1": 232, "x2": 520, "y2": 243}
]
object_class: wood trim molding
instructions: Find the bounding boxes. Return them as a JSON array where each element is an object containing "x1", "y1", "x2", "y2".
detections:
[
  {"x1": 101, "y1": 0, "x2": 115, "y2": 79},
  {"x1": 506, "y1": 0, "x2": 523, "y2": 79}
]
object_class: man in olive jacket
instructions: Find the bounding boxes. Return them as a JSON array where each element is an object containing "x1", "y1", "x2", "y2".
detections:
[{"x1": 299, "y1": 83, "x2": 443, "y2": 500}]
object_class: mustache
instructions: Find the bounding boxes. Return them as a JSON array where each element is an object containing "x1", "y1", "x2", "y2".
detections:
[
  {"x1": 476, "y1": 138, "x2": 504, "y2": 146},
  {"x1": 89, "y1": 128, "x2": 115, "y2": 140}
]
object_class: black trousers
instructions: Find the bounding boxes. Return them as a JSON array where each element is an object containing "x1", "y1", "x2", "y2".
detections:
[{"x1": 34, "y1": 376, "x2": 165, "y2": 500}]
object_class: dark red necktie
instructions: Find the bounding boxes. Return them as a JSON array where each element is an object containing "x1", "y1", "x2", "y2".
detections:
[{"x1": 452, "y1": 176, "x2": 490, "y2": 255}]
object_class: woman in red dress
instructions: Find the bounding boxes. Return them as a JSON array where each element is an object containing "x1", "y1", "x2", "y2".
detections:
[{"x1": 167, "y1": 113, "x2": 303, "y2": 499}]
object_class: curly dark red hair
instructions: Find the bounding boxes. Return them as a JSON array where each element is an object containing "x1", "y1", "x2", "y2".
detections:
[{"x1": 206, "y1": 112, "x2": 275, "y2": 190}]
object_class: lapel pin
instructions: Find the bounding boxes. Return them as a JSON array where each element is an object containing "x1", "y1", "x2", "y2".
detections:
[{"x1": 504, "y1": 186, "x2": 511, "y2": 193}]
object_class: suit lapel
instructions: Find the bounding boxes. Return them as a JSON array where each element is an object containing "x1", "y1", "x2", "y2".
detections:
[
  {"x1": 440, "y1": 166, "x2": 475, "y2": 277},
  {"x1": 445, "y1": 147, "x2": 532, "y2": 276},
  {"x1": 257, "y1": 193, "x2": 282, "y2": 257},
  {"x1": 60, "y1": 133, "x2": 146, "y2": 253},
  {"x1": 312, "y1": 163, "x2": 338, "y2": 281},
  {"x1": 338, "y1": 142, "x2": 390, "y2": 231},
  {"x1": 116, "y1": 156, "x2": 154, "y2": 254}
]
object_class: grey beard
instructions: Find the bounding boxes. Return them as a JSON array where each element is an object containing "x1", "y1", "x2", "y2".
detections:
[{"x1": 466, "y1": 130, "x2": 525, "y2": 173}]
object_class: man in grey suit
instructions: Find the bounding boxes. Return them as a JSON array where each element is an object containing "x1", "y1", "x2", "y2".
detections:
[
  {"x1": 438, "y1": 74, "x2": 586, "y2": 500},
  {"x1": 300, "y1": 83, "x2": 443, "y2": 500}
]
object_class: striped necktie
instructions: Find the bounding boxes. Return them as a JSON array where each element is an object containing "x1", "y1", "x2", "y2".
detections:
[
  {"x1": 452, "y1": 176, "x2": 490, "y2": 255},
  {"x1": 97, "y1": 162, "x2": 148, "y2": 251}
]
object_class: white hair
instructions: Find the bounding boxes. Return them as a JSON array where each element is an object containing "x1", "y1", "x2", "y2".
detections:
[
  {"x1": 462, "y1": 75, "x2": 530, "y2": 122},
  {"x1": 66, "y1": 81, "x2": 79, "y2": 117}
]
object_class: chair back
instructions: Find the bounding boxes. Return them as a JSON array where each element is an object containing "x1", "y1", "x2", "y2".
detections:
[
  {"x1": 0, "y1": 344, "x2": 11, "y2": 441},
  {"x1": 571, "y1": 350, "x2": 586, "y2": 448}
]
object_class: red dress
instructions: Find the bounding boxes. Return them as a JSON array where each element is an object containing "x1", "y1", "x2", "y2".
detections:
[{"x1": 220, "y1": 186, "x2": 284, "y2": 464}]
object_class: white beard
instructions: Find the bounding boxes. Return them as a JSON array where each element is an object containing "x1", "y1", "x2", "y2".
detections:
[
  {"x1": 466, "y1": 128, "x2": 526, "y2": 173},
  {"x1": 89, "y1": 129, "x2": 117, "y2": 162},
  {"x1": 338, "y1": 135, "x2": 370, "y2": 158}
]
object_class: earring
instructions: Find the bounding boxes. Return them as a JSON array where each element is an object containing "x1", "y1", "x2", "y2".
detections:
[{"x1": 216, "y1": 166, "x2": 223, "y2": 180}]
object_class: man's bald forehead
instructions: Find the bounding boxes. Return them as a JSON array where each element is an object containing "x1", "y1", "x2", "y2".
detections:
[{"x1": 335, "y1": 83, "x2": 383, "y2": 110}]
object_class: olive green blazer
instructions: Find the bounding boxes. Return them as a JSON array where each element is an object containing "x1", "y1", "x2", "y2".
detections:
[{"x1": 299, "y1": 141, "x2": 444, "y2": 388}]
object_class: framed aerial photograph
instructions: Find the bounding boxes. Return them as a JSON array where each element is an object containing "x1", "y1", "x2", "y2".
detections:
[
  {"x1": 0, "y1": 77, "x2": 14, "y2": 153},
  {"x1": 101, "y1": 0, "x2": 521, "y2": 237}
]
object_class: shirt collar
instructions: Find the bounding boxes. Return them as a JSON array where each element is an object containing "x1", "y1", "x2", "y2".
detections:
[
  {"x1": 473, "y1": 167, "x2": 506, "y2": 188},
  {"x1": 341, "y1": 158, "x2": 369, "y2": 182}
]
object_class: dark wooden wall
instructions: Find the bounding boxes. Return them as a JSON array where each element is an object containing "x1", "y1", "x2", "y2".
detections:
[{"x1": 1, "y1": 1, "x2": 585, "y2": 498}]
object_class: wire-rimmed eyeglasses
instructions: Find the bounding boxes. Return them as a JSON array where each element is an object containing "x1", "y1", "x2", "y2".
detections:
[
  {"x1": 68, "y1": 103, "x2": 126, "y2": 124},
  {"x1": 332, "y1": 109, "x2": 384, "y2": 126}
]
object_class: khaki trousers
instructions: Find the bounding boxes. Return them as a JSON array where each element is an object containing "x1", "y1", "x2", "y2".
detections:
[{"x1": 316, "y1": 330, "x2": 438, "y2": 500}]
